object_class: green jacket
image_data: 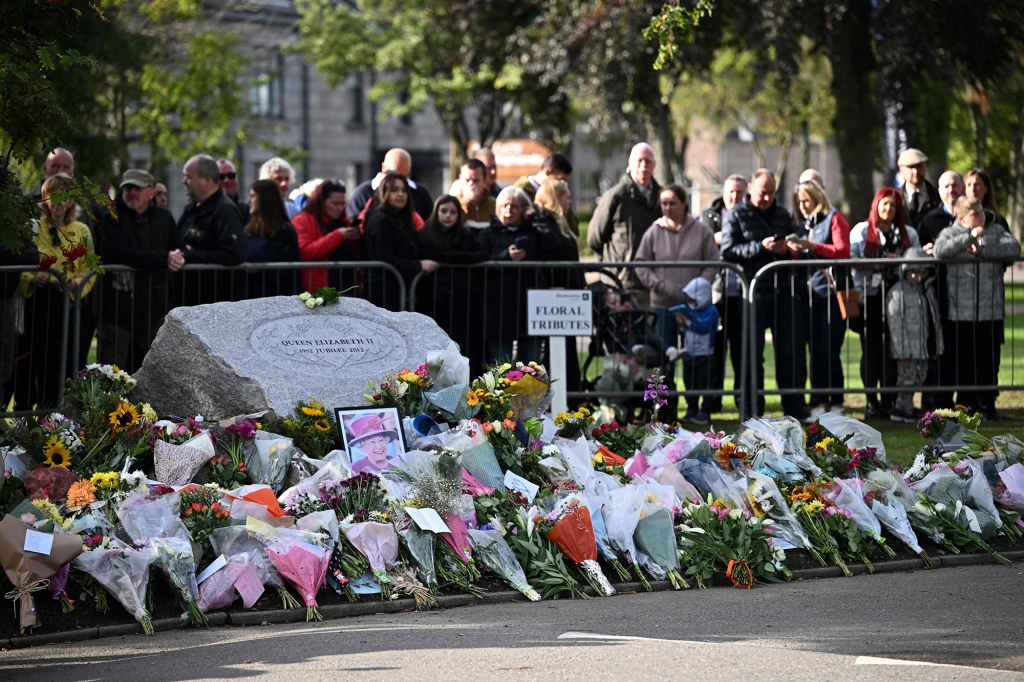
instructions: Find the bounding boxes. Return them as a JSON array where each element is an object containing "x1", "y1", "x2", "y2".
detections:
[{"x1": 586, "y1": 173, "x2": 662, "y2": 288}]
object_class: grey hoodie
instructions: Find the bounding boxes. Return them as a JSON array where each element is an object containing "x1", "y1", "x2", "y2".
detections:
[
  {"x1": 886, "y1": 247, "x2": 943, "y2": 360},
  {"x1": 933, "y1": 219, "x2": 1020, "y2": 321}
]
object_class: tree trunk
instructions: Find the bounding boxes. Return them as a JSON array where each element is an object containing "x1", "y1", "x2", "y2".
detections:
[
  {"x1": 967, "y1": 103, "x2": 987, "y2": 169},
  {"x1": 800, "y1": 119, "x2": 811, "y2": 172},
  {"x1": 776, "y1": 134, "x2": 793, "y2": 206},
  {"x1": 827, "y1": 0, "x2": 876, "y2": 221},
  {"x1": 648, "y1": 100, "x2": 678, "y2": 186},
  {"x1": 749, "y1": 135, "x2": 768, "y2": 172}
]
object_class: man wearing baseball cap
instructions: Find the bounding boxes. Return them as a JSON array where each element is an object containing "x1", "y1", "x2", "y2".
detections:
[
  {"x1": 95, "y1": 169, "x2": 185, "y2": 372},
  {"x1": 897, "y1": 148, "x2": 940, "y2": 229}
]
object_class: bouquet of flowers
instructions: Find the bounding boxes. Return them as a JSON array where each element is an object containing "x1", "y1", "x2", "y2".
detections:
[
  {"x1": 0, "y1": 516, "x2": 84, "y2": 630},
  {"x1": 474, "y1": 361, "x2": 550, "y2": 420},
  {"x1": 540, "y1": 497, "x2": 616, "y2": 596},
  {"x1": 633, "y1": 504, "x2": 688, "y2": 590},
  {"x1": 917, "y1": 407, "x2": 980, "y2": 445},
  {"x1": 601, "y1": 485, "x2": 651, "y2": 589},
  {"x1": 150, "y1": 536, "x2": 207, "y2": 625},
  {"x1": 19, "y1": 412, "x2": 85, "y2": 470},
  {"x1": 248, "y1": 433, "x2": 293, "y2": 493},
  {"x1": 265, "y1": 398, "x2": 336, "y2": 459},
  {"x1": 265, "y1": 539, "x2": 331, "y2": 620},
  {"x1": 788, "y1": 482, "x2": 850, "y2": 575},
  {"x1": 208, "y1": 455, "x2": 250, "y2": 490},
  {"x1": 219, "y1": 418, "x2": 257, "y2": 470},
  {"x1": 365, "y1": 365, "x2": 432, "y2": 419},
  {"x1": 197, "y1": 560, "x2": 264, "y2": 613},
  {"x1": 209, "y1": 525, "x2": 301, "y2": 609},
  {"x1": 397, "y1": 523, "x2": 438, "y2": 593},
  {"x1": 155, "y1": 430, "x2": 214, "y2": 487},
  {"x1": 824, "y1": 478, "x2": 896, "y2": 560},
  {"x1": 744, "y1": 470, "x2": 815, "y2": 557},
  {"x1": 179, "y1": 484, "x2": 231, "y2": 553},
  {"x1": 342, "y1": 518, "x2": 400, "y2": 600},
  {"x1": 738, "y1": 416, "x2": 821, "y2": 482},
  {"x1": 466, "y1": 527, "x2": 540, "y2": 601},
  {"x1": 151, "y1": 418, "x2": 204, "y2": 447},
  {"x1": 74, "y1": 539, "x2": 157, "y2": 634},
  {"x1": 676, "y1": 496, "x2": 788, "y2": 589},
  {"x1": 592, "y1": 421, "x2": 647, "y2": 462},
  {"x1": 554, "y1": 408, "x2": 595, "y2": 440}
]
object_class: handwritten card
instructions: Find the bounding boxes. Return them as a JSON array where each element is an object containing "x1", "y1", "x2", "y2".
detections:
[
  {"x1": 405, "y1": 507, "x2": 451, "y2": 534},
  {"x1": 196, "y1": 554, "x2": 227, "y2": 585},
  {"x1": 233, "y1": 565, "x2": 265, "y2": 608},
  {"x1": 23, "y1": 529, "x2": 53, "y2": 555},
  {"x1": 503, "y1": 470, "x2": 540, "y2": 503}
]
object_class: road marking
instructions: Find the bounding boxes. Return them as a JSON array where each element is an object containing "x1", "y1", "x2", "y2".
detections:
[
  {"x1": 558, "y1": 631, "x2": 706, "y2": 645},
  {"x1": 855, "y1": 656, "x2": 945, "y2": 667}
]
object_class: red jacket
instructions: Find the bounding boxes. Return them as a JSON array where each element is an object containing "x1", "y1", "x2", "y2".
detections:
[{"x1": 293, "y1": 210, "x2": 355, "y2": 291}]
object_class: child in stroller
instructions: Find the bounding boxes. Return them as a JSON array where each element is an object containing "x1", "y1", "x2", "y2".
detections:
[{"x1": 582, "y1": 280, "x2": 681, "y2": 422}]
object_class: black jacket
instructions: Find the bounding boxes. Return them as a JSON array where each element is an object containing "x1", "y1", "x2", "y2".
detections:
[
  {"x1": 177, "y1": 188, "x2": 245, "y2": 265},
  {"x1": 477, "y1": 216, "x2": 550, "y2": 337},
  {"x1": 721, "y1": 196, "x2": 801, "y2": 291},
  {"x1": 918, "y1": 205, "x2": 956, "y2": 247},
  {"x1": 700, "y1": 197, "x2": 727, "y2": 234},
  {"x1": 99, "y1": 196, "x2": 181, "y2": 325},
  {"x1": 363, "y1": 207, "x2": 423, "y2": 281},
  {"x1": 243, "y1": 224, "x2": 302, "y2": 298},
  {"x1": 904, "y1": 180, "x2": 941, "y2": 230},
  {"x1": 347, "y1": 178, "x2": 434, "y2": 223}
]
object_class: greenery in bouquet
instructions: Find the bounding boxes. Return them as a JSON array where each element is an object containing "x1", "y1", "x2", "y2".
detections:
[
  {"x1": 318, "y1": 471, "x2": 390, "y2": 519},
  {"x1": 1, "y1": 467, "x2": 23, "y2": 511},
  {"x1": 913, "y1": 493, "x2": 1011, "y2": 565},
  {"x1": 179, "y1": 484, "x2": 231, "y2": 552},
  {"x1": 789, "y1": 482, "x2": 851, "y2": 576},
  {"x1": 72, "y1": 399, "x2": 154, "y2": 475},
  {"x1": 151, "y1": 418, "x2": 204, "y2": 447},
  {"x1": 365, "y1": 365, "x2": 431, "y2": 419},
  {"x1": 676, "y1": 496, "x2": 789, "y2": 589},
  {"x1": 64, "y1": 364, "x2": 137, "y2": 417},
  {"x1": 265, "y1": 398, "x2": 336, "y2": 458},
  {"x1": 218, "y1": 418, "x2": 257, "y2": 468},
  {"x1": 592, "y1": 421, "x2": 647, "y2": 460},
  {"x1": 298, "y1": 286, "x2": 343, "y2": 308},
  {"x1": 805, "y1": 422, "x2": 853, "y2": 477},
  {"x1": 207, "y1": 455, "x2": 250, "y2": 490}
]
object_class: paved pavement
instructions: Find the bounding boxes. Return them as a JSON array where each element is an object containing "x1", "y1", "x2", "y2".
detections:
[{"x1": 2, "y1": 563, "x2": 1022, "y2": 681}]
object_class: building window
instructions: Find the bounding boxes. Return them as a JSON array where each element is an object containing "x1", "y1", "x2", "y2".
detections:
[
  {"x1": 349, "y1": 74, "x2": 364, "y2": 125},
  {"x1": 249, "y1": 52, "x2": 284, "y2": 118}
]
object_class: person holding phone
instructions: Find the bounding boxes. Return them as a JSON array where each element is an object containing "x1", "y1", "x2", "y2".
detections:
[
  {"x1": 476, "y1": 186, "x2": 549, "y2": 367},
  {"x1": 787, "y1": 179, "x2": 851, "y2": 422}
]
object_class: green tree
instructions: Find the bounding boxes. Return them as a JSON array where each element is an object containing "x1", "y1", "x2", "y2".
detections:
[{"x1": 293, "y1": 0, "x2": 572, "y2": 169}]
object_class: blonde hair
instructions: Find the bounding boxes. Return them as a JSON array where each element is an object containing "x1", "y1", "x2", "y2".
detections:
[
  {"x1": 40, "y1": 173, "x2": 79, "y2": 227},
  {"x1": 535, "y1": 179, "x2": 572, "y2": 238},
  {"x1": 795, "y1": 179, "x2": 832, "y2": 216},
  {"x1": 954, "y1": 195, "x2": 982, "y2": 218}
]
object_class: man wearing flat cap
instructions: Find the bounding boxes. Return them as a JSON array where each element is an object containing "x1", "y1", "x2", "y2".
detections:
[
  {"x1": 96, "y1": 169, "x2": 185, "y2": 372},
  {"x1": 898, "y1": 148, "x2": 940, "y2": 229}
]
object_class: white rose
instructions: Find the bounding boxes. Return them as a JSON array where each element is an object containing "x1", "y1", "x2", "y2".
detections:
[
  {"x1": 305, "y1": 299, "x2": 316, "y2": 309},
  {"x1": 728, "y1": 509, "x2": 743, "y2": 521},
  {"x1": 299, "y1": 292, "x2": 311, "y2": 301},
  {"x1": 315, "y1": 297, "x2": 324, "y2": 305}
]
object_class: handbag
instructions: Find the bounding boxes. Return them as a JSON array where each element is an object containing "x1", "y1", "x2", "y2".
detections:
[{"x1": 822, "y1": 267, "x2": 861, "y2": 320}]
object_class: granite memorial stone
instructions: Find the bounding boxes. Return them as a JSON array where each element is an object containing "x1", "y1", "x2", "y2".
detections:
[{"x1": 133, "y1": 296, "x2": 453, "y2": 419}]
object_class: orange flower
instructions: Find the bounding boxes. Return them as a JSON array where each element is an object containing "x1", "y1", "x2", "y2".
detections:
[
  {"x1": 482, "y1": 422, "x2": 494, "y2": 433},
  {"x1": 502, "y1": 418, "x2": 516, "y2": 429},
  {"x1": 66, "y1": 479, "x2": 96, "y2": 509}
]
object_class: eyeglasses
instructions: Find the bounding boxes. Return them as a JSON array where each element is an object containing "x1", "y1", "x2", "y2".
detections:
[{"x1": 220, "y1": 172, "x2": 237, "y2": 180}]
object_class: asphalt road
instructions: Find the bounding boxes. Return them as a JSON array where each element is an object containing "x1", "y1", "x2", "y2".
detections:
[{"x1": 2, "y1": 563, "x2": 1023, "y2": 682}]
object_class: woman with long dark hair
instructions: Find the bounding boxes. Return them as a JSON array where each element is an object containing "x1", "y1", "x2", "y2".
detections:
[
  {"x1": 965, "y1": 168, "x2": 1009, "y2": 229},
  {"x1": 849, "y1": 187, "x2": 920, "y2": 418},
  {"x1": 363, "y1": 171, "x2": 438, "y2": 311},
  {"x1": 417, "y1": 194, "x2": 487, "y2": 369},
  {"x1": 243, "y1": 179, "x2": 300, "y2": 297},
  {"x1": 293, "y1": 179, "x2": 361, "y2": 292}
]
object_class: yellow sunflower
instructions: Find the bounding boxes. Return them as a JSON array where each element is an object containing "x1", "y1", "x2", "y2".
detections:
[
  {"x1": 314, "y1": 418, "x2": 331, "y2": 432},
  {"x1": 109, "y1": 401, "x2": 139, "y2": 432},
  {"x1": 301, "y1": 406, "x2": 324, "y2": 418},
  {"x1": 465, "y1": 392, "x2": 480, "y2": 407},
  {"x1": 43, "y1": 436, "x2": 72, "y2": 468}
]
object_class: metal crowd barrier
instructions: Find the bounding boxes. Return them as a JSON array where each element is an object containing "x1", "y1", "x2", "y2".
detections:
[
  {"x1": 0, "y1": 265, "x2": 71, "y2": 416},
  {"x1": 409, "y1": 260, "x2": 752, "y2": 420},
  {"x1": 747, "y1": 255, "x2": 1024, "y2": 414}
]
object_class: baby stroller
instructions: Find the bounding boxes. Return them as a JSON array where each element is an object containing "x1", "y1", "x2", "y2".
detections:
[{"x1": 581, "y1": 276, "x2": 673, "y2": 422}]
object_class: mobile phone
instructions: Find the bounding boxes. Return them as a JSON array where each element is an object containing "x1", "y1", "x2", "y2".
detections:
[
  {"x1": 514, "y1": 235, "x2": 529, "y2": 250},
  {"x1": 785, "y1": 233, "x2": 801, "y2": 241}
]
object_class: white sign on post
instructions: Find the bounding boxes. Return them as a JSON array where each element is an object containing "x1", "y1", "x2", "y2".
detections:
[{"x1": 527, "y1": 290, "x2": 592, "y2": 417}]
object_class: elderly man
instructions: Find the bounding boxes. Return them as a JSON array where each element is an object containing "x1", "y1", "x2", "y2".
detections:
[
  {"x1": 457, "y1": 159, "x2": 496, "y2": 229},
  {"x1": 513, "y1": 152, "x2": 573, "y2": 203},
  {"x1": 154, "y1": 181, "x2": 168, "y2": 209},
  {"x1": 587, "y1": 142, "x2": 662, "y2": 307},
  {"x1": 702, "y1": 174, "x2": 747, "y2": 412},
  {"x1": 97, "y1": 169, "x2": 184, "y2": 372},
  {"x1": 177, "y1": 154, "x2": 245, "y2": 305},
  {"x1": 347, "y1": 148, "x2": 434, "y2": 222},
  {"x1": 31, "y1": 147, "x2": 107, "y2": 246},
  {"x1": 898, "y1": 148, "x2": 940, "y2": 229},
  {"x1": 933, "y1": 196, "x2": 1020, "y2": 419},
  {"x1": 722, "y1": 169, "x2": 808, "y2": 419},
  {"x1": 259, "y1": 157, "x2": 300, "y2": 218},
  {"x1": 474, "y1": 147, "x2": 502, "y2": 198},
  {"x1": 919, "y1": 171, "x2": 965, "y2": 249}
]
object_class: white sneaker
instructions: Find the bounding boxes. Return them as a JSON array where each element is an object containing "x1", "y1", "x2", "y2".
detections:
[
  {"x1": 803, "y1": 405, "x2": 827, "y2": 424},
  {"x1": 829, "y1": 405, "x2": 845, "y2": 416}
]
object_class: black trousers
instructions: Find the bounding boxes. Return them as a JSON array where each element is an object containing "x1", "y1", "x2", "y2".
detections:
[
  {"x1": 808, "y1": 295, "x2": 846, "y2": 406},
  {"x1": 857, "y1": 292, "x2": 896, "y2": 410},
  {"x1": 936, "y1": 319, "x2": 1001, "y2": 410},
  {"x1": 710, "y1": 296, "x2": 743, "y2": 412},
  {"x1": 752, "y1": 292, "x2": 806, "y2": 417},
  {"x1": 683, "y1": 355, "x2": 715, "y2": 413}
]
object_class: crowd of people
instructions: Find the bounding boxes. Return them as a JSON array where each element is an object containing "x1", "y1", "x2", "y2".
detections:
[{"x1": 0, "y1": 144, "x2": 1019, "y2": 423}]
